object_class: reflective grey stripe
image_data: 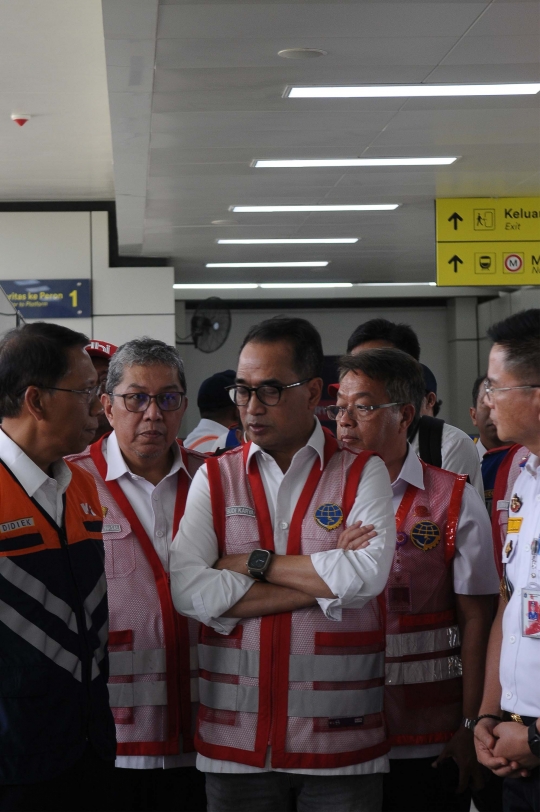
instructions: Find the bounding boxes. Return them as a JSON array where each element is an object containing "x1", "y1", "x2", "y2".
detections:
[
  {"x1": 0, "y1": 557, "x2": 78, "y2": 633},
  {"x1": 84, "y1": 574, "x2": 107, "y2": 628},
  {"x1": 386, "y1": 626, "x2": 460, "y2": 658},
  {"x1": 108, "y1": 680, "x2": 168, "y2": 707},
  {"x1": 288, "y1": 652, "x2": 384, "y2": 682},
  {"x1": 198, "y1": 677, "x2": 259, "y2": 713},
  {"x1": 385, "y1": 655, "x2": 463, "y2": 686},
  {"x1": 288, "y1": 686, "x2": 383, "y2": 718},
  {"x1": 198, "y1": 644, "x2": 259, "y2": 678},
  {"x1": 109, "y1": 648, "x2": 167, "y2": 676},
  {"x1": 92, "y1": 620, "x2": 109, "y2": 679},
  {"x1": 0, "y1": 597, "x2": 82, "y2": 680}
]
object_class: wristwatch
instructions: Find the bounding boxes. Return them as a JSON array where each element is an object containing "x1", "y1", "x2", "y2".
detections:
[
  {"x1": 247, "y1": 549, "x2": 273, "y2": 581},
  {"x1": 528, "y1": 720, "x2": 540, "y2": 758},
  {"x1": 462, "y1": 717, "x2": 476, "y2": 731}
]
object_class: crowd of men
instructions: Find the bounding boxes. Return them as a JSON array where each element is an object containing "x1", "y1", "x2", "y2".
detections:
[{"x1": 0, "y1": 308, "x2": 538, "y2": 812}]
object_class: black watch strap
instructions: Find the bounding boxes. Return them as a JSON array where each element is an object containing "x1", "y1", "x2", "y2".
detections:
[{"x1": 528, "y1": 721, "x2": 540, "y2": 758}]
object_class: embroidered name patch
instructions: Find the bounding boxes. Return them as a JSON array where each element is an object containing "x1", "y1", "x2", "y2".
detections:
[
  {"x1": 103, "y1": 524, "x2": 122, "y2": 533},
  {"x1": 314, "y1": 503, "x2": 344, "y2": 531},
  {"x1": 226, "y1": 506, "x2": 256, "y2": 517},
  {"x1": 0, "y1": 517, "x2": 35, "y2": 533},
  {"x1": 507, "y1": 517, "x2": 523, "y2": 534},
  {"x1": 410, "y1": 521, "x2": 441, "y2": 551}
]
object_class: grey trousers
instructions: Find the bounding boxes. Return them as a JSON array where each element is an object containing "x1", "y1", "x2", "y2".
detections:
[{"x1": 205, "y1": 771, "x2": 383, "y2": 812}]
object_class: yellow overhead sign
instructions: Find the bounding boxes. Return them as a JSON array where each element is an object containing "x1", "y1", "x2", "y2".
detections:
[{"x1": 436, "y1": 197, "x2": 540, "y2": 286}]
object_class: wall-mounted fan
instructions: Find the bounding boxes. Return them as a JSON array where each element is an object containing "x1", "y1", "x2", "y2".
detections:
[{"x1": 176, "y1": 296, "x2": 231, "y2": 353}]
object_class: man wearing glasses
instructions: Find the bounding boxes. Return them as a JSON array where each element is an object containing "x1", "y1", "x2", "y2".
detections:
[
  {"x1": 69, "y1": 338, "x2": 207, "y2": 812},
  {"x1": 331, "y1": 348, "x2": 498, "y2": 812},
  {"x1": 170, "y1": 317, "x2": 396, "y2": 812},
  {"x1": 0, "y1": 323, "x2": 115, "y2": 811},
  {"x1": 474, "y1": 309, "x2": 540, "y2": 812}
]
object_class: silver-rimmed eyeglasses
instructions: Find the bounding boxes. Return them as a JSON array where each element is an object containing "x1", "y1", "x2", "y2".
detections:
[
  {"x1": 483, "y1": 380, "x2": 540, "y2": 402},
  {"x1": 326, "y1": 402, "x2": 406, "y2": 421},
  {"x1": 109, "y1": 392, "x2": 185, "y2": 412},
  {"x1": 226, "y1": 378, "x2": 312, "y2": 407}
]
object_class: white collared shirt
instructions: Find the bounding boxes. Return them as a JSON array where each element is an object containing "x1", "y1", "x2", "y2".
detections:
[
  {"x1": 103, "y1": 432, "x2": 195, "y2": 770},
  {"x1": 183, "y1": 418, "x2": 228, "y2": 453},
  {"x1": 390, "y1": 445, "x2": 499, "y2": 760},
  {"x1": 170, "y1": 418, "x2": 396, "y2": 775},
  {"x1": 499, "y1": 453, "x2": 540, "y2": 719},
  {"x1": 0, "y1": 428, "x2": 71, "y2": 524},
  {"x1": 411, "y1": 421, "x2": 484, "y2": 500}
]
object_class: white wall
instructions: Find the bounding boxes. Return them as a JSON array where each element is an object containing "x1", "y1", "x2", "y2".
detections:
[
  {"x1": 0, "y1": 210, "x2": 175, "y2": 344},
  {"x1": 478, "y1": 288, "x2": 540, "y2": 373},
  {"x1": 178, "y1": 303, "x2": 451, "y2": 436}
]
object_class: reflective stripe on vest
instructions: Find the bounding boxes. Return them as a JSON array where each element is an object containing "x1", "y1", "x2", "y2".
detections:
[
  {"x1": 385, "y1": 655, "x2": 462, "y2": 686},
  {"x1": 386, "y1": 625, "x2": 460, "y2": 658},
  {"x1": 108, "y1": 681, "x2": 167, "y2": 707},
  {"x1": 0, "y1": 556, "x2": 78, "y2": 633},
  {"x1": 0, "y1": 597, "x2": 82, "y2": 680},
  {"x1": 109, "y1": 648, "x2": 167, "y2": 676}
]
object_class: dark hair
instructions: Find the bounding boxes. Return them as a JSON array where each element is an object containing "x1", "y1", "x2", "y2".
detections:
[
  {"x1": 432, "y1": 399, "x2": 443, "y2": 418},
  {"x1": 487, "y1": 309, "x2": 540, "y2": 381},
  {"x1": 338, "y1": 348, "x2": 425, "y2": 434},
  {"x1": 0, "y1": 322, "x2": 89, "y2": 418},
  {"x1": 240, "y1": 317, "x2": 324, "y2": 379},
  {"x1": 346, "y1": 318, "x2": 421, "y2": 359},
  {"x1": 472, "y1": 374, "x2": 486, "y2": 408}
]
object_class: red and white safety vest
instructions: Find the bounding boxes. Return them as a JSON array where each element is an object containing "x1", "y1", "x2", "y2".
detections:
[
  {"x1": 385, "y1": 462, "x2": 467, "y2": 748},
  {"x1": 491, "y1": 445, "x2": 530, "y2": 577},
  {"x1": 199, "y1": 431, "x2": 388, "y2": 770},
  {"x1": 68, "y1": 435, "x2": 205, "y2": 757}
]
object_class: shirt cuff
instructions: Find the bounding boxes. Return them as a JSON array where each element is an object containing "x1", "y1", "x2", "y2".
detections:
[
  {"x1": 310, "y1": 549, "x2": 364, "y2": 612},
  {"x1": 191, "y1": 572, "x2": 254, "y2": 635}
]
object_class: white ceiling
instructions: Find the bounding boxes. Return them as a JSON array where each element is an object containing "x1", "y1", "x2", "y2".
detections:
[{"x1": 0, "y1": 0, "x2": 114, "y2": 200}]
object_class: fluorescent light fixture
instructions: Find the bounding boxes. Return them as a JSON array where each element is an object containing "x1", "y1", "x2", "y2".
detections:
[
  {"x1": 253, "y1": 158, "x2": 458, "y2": 168},
  {"x1": 287, "y1": 83, "x2": 540, "y2": 98},
  {"x1": 231, "y1": 204, "x2": 399, "y2": 212},
  {"x1": 356, "y1": 282, "x2": 437, "y2": 287},
  {"x1": 217, "y1": 238, "x2": 359, "y2": 245},
  {"x1": 206, "y1": 261, "x2": 329, "y2": 268},
  {"x1": 173, "y1": 283, "x2": 258, "y2": 290},
  {"x1": 260, "y1": 283, "x2": 352, "y2": 289}
]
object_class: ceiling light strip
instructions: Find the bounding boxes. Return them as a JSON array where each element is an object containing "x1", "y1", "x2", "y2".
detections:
[
  {"x1": 173, "y1": 282, "x2": 437, "y2": 290},
  {"x1": 217, "y1": 238, "x2": 359, "y2": 244},
  {"x1": 287, "y1": 83, "x2": 540, "y2": 98},
  {"x1": 253, "y1": 158, "x2": 458, "y2": 168},
  {"x1": 206, "y1": 261, "x2": 329, "y2": 268},
  {"x1": 231, "y1": 205, "x2": 399, "y2": 212}
]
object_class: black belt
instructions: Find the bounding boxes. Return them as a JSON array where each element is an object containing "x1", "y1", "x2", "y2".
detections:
[{"x1": 502, "y1": 711, "x2": 537, "y2": 727}]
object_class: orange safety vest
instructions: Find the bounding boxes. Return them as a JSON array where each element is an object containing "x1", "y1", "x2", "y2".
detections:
[
  {"x1": 385, "y1": 462, "x2": 467, "y2": 747},
  {"x1": 198, "y1": 431, "x2": 388, "y2": 770},
  {"x1": 68, "y1": 435, "x2": 205, "y2": 757}
]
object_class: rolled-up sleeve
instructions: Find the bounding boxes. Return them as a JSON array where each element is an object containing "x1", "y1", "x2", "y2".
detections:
[
  {"x1": 311, "y1": 455, "x2": 396, "y2": 619},
  {"x1": 170, "y1": 465, "x2": 253, "y2": 634}
]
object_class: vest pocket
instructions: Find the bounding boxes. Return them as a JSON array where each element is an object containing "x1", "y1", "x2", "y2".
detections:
[{"x1": 104, "y1": 524, "x2": 135, "y2": 579}]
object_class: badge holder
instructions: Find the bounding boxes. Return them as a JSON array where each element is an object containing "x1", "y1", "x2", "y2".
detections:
[{"x1": 522, "y1": 538, "x2": 540, "y2": 638}]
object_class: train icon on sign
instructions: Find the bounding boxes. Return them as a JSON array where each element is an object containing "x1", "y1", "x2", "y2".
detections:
[
  {"x1": 475, "y1": 253, "x2": 496, "y2": 274},
  {"x1": 474, "y1": 209, "x2": 496, "y2": 230},
  {"x1": 503, "y1": 253, "x2": 524, "y2": 273}
]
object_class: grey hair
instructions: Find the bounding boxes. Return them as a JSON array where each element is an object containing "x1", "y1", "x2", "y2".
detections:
[
  {"x1": 106, "y1": 337, "x2": 186, "y2": 393},
  {"x1": 338, "y1": 348, "x2": 425, "y2": 434}
]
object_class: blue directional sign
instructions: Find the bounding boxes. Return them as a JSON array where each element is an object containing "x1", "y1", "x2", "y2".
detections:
[{"x1": 0, "y1": 279, "x2": 91, "y2": 318}]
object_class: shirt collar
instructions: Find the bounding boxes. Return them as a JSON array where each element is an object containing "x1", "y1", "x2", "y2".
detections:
[
  {"x1": 245, "y1": 417, "x2": 325, "y2": 473},
  {"x1": 525, "y1": 453, "x2": 540, "y2": 478},
  {"x1": 104, "y1": 431, "x2": 189, "y2": 483},
  {"x1": 0, "y1": 428, "x2": 72, "y2": 498},
  {"x1": 391, "y1": 444, "x2": 425, "y2": 491}
]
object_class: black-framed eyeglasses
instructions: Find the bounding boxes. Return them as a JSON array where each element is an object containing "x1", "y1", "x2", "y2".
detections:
[
  {"x1": 109, "y1": 392, "x2": 185, "y2": 413},
  {"x1": 326, "y1": 402, "x2": 406, "y2": 421},
  {"x1": 226, "y1": 378, "x2": 313, "y2": 407}
]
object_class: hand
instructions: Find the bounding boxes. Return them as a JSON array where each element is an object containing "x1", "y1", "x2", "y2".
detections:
[
  {"x1": 491, "y1": 721, "x2": 540, "y2": 777},
  {"x1": 474, "y1": 717, "x2": 510, "y2": 773},
  {"x1": 433, "y1": 725, "x2": 485, "y2": 794},
  {"x1": 214, "y1": 553, "x2": 249, "y2": 575},
  {"x1": 337, "y1": 521, "x2": 376, "y2": 551}
]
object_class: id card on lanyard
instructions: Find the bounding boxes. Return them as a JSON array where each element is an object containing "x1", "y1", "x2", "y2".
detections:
[{"x1": 522, "y1": 537, "x2": 540, "y2": 638}]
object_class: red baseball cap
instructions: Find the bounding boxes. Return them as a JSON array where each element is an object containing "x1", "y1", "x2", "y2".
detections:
[
  {"x1": 85, "y1": 339, "x2": 118, "y2": 360},
  {"x1": 328, "y1": 382, "x2": 339, "y2": 397}
]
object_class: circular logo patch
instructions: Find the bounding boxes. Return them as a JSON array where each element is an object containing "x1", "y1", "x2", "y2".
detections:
[
  {"x1": 314, "y1": 503, "x2": 344, "y2": 531},
  {"x1": 411, "y1": 521, "x2": 441, "y2": 551},
  {"x1": 396, "y1": 531, "x2": 409, "y2": 547}
]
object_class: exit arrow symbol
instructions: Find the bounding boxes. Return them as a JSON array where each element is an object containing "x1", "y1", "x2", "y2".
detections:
[
  {"x1": 448, "y1": 212, "x2": 463, "y2": 231},
  {"x1": 448, "y1": 255, "x2": 463, "y2": 273}
]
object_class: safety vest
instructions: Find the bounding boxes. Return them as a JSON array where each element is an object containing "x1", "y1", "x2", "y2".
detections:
[
  {"x1": 68, "y1": 435, "x2": 205, "y2": 757},
  {"x1": 491, "y1": 445, "x2": 530, "y2": 578},
  {"x1": 0, "y1": 458, "x2": 116, "y2": 783},
  {"x1": 199, "y1": 431, "x2": 388, "y2": 770},
  {"x1": 385, "y1": 462, "x2": 467, "y2": 748}
]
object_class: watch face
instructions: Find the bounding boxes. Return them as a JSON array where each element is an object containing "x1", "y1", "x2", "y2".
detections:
[{"x1": 249, "y1": 550, "x2": 269, "y2": 570}]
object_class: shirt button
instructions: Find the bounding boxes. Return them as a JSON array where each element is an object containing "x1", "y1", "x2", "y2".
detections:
[
  {"x1": 156, "y1": 530, "x2": 164, "y2": 538},
  {"x1": 510, "y1": 635, "x2": 516, "y2": 643},
  {"x1": 279, "y1": 521, "x2": 289, "y2": 530},
  {"x1": 505, "y1": 692, "x2": 512, "y2": 699},
  {"x1": 526, "y1": 546, "x2": 530, "y2": 552},
  {"x1": 152, "y1": 494, "x2": 160, "y2": 501}
]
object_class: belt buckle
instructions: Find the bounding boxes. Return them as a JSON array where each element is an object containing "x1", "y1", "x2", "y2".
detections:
[{"x1": 510, "y1": 713, "x2": 524, "y2": 725}]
